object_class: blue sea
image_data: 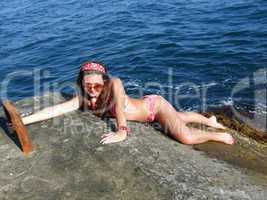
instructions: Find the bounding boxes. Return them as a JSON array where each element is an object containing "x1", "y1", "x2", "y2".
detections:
[{"x1": 0, "y1": 0, "x2": 266, "y2": 130}]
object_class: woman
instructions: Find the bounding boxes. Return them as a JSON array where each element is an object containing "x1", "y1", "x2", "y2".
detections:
[{"x1": 22, "y1": 62, "x2": 234, "y2": 145}]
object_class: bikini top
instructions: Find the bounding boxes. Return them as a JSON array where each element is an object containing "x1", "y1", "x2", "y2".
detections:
[{"x1": 106, "y1": 94, "x2": 129, "y2": 117}]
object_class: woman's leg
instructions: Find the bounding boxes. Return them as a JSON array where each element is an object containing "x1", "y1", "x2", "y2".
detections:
[
  {"x1": 176, "y1": 112, "x2": 226, "y2": 129},
  {"x1": 154, "y1": 96, "x2": 234, "y2": 145}
]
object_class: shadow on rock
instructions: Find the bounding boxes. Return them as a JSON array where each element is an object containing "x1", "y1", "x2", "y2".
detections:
[{"x1": 0, "y1": 117, "x2": 22, "y2": 151}]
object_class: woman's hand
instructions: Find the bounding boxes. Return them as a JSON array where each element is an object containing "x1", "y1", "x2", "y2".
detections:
[{"x1": 100, "y1": 130, "x2": 127, "y2": 144}]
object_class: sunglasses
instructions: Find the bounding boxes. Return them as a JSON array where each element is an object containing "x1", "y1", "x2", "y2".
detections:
[{"x1": 84, "y1": 83, "x2": 104, "y2": 92}]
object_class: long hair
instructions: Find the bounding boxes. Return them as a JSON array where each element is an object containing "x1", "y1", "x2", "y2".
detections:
[{"x1": 76, "y1": 61, "x2": 110, "y2": 112}]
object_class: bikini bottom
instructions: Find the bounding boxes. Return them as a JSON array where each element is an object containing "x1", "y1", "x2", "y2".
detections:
[
  {"x1": 142, "y1": 95, "x2": 157, "y2": 122},
  {"x1": 109, "y1": 95, "x2": 157, "y2": 123}
]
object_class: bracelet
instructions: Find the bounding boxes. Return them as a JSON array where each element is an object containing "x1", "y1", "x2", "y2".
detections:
[{"x1": 118, "y1": 126, "x2": 130, "y2": 135}]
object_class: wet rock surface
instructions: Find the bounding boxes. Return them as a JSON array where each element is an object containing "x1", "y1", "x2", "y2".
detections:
[
  {"x1": 0, "y1": 93, "x2": 266, "y2": 200},
  {"x1": 194, "y1": 107, "x2": 267, "y2": 175}
]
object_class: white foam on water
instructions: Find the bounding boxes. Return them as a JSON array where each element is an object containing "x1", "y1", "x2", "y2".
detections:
[{"x1": 220, "y1": 97, "x2": 234, "y2": 106}]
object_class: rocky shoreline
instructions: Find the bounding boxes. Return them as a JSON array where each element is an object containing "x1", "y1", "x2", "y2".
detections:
[{"x1": 0, "y1": 93, "x2": 266, "y2": 200}]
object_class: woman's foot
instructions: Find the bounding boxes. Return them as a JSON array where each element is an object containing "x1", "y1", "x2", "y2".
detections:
[
  {"x1": 215, "y1": 132, "x2": 235, "y2": 145},
  {"x1": 223, "y1": 133, "x2": 235, "y2": 145},
  {"x1": 209, "y1": 116, "x2": 226, "y2": 129}
]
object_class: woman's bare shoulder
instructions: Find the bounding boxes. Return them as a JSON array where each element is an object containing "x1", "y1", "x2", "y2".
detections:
[
  {"x1": 110, "y1": 77, "x2": 122, "y2": 83},
  {"x1": 109, "y1": 78, "x2": 124, "y2": 89},
  {"x1": 72, "y1": 95, "x2": 91, "y2": 108}
]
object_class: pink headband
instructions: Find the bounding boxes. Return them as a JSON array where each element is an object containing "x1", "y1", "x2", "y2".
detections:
[{"x1": 81, "y1": 63, "x2": 106, "y2": 74}]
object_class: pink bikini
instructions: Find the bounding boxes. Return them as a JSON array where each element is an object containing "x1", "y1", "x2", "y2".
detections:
[
  {"x1": 142, "y1": 95, "x2": 157, "y2": 122},
  {"x1": 107, "y1": 95, "x2": 157, "y2": 122}
]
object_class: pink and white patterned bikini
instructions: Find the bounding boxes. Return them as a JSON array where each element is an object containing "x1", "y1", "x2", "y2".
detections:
[
  {"x1": 107, "y1": 95, "x2": 157, "y2": 122},
  {"x1": 142, "y1": 95, "x2": 157, "y2": 122}
]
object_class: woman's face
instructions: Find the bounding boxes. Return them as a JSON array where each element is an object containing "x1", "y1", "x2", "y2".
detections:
[{"x1": 83, "y1": 74, "x2": 104, "y2": 98}]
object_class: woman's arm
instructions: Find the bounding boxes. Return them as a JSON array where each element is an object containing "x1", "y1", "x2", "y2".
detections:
[
  {"x1": 111, "y1": 78, "x2": 128, "y2": 130},
  {"x1": 22, "y1": 96, "x2": 80, "y2": 125},
  {"x1": 100, "y1": 78, "x2": 129, "y2": 144}
]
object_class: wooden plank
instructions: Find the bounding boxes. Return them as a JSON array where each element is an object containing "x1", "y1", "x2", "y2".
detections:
[{"x1": 3, "y1": 100, "x2": 34, "y2": 156}]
